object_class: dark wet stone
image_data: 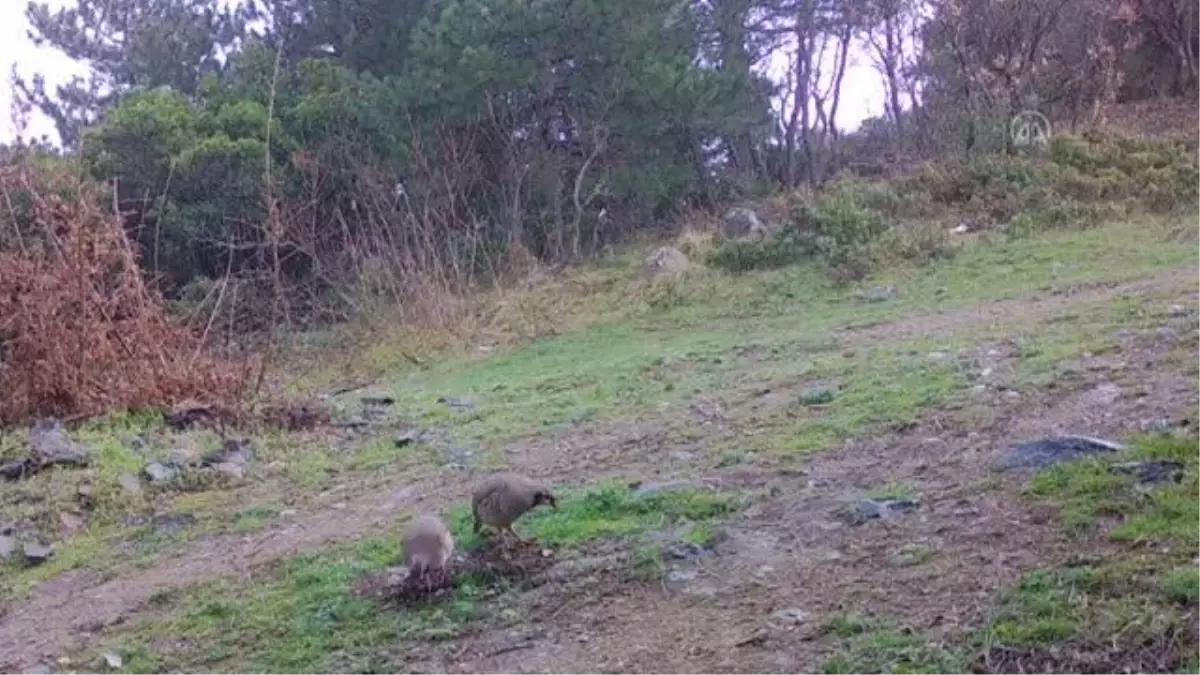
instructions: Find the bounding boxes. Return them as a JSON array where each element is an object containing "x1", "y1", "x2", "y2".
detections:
[
  {"x1": 995, "y1": 436, "x2": 1125, "y2": 471},
  {"x1": 1109, "y1": 460, "x2": 1185, "y2": 485},
  {"x1": 361, "y1": 396, "x2": 395, "y2": 407},
  {"x1": 0, "y1": 459, "x2": 31, "y2": 481},
  {"x1": 852, "y1": 498, "x2": 918, "y2": 522}
]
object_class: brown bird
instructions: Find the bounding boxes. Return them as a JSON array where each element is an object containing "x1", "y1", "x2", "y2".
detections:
[
  {"x1": 401, "y1": 514, "x2": 455, "y2": 578},
  {"x1": 472, "y1": 473, "x2": 558, "y2": 543}
]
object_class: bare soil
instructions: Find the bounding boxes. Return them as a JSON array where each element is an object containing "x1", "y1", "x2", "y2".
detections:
[{"x1": 1, "y1": 266, "x2": 1196, "y2": 673}]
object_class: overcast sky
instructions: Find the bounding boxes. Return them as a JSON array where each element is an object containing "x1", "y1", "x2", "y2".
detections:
[{"x1": 0, "y1": 0, "x2": 886, "y2": 146}]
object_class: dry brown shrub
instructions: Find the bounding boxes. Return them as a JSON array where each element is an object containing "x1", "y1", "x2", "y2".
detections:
[{"x1": 0, "y1": 165, "x2": 246, "y2": 426}]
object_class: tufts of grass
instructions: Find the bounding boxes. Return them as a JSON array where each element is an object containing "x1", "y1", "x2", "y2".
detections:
[
  {"x1": 816, "y1": 624, "x2": 964, "y2": 667},
  {"x1": 1027, "y1": 433, "x2": 1198, "y2": 546},
  {"x1": 986, "y1": 569, "x2": 1090, "y2": 646},
  {"x1": 1162, "y1": 565, "x2": 1199, "y2": 604}
]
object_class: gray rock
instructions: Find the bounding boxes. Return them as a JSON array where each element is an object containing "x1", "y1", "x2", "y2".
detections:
[
  {"x1": 641, "y1": 246, "x2": 690, "y2": 278},
  {"x1": 1109, "y1": 460, "x2": 1185, "y2": 485},
  {"x1": 1168, "y1": 304, "x2": 1192, "y2": 317},
  {"x1": 25, "y1": 662, "x2": 56, "y2": 675},
  {"x1": 722, "y1": 207, "x2": 771, "y2": 241},
  {"x1": 101, "y1": 652, "x2": 123, "y2": 670},
  {"x1": 852, "y1": 498, "x2": 918, "y2": 521},
  {"x1": 203, "y1": 438, "x2": 253, "y2": 467},
  {"x1": 23, "y1": 542, "x2": 54, "y2": 565},
  {"x1": 664, "y1": 567, "x2": 698, "y2": 586},
  {"x1": 118, "y1": 473, "x2": 142, "y2": 494},
  {"x1": 996, "y1": 436, "x2": 1125, "y2": 471},
  {"x1": 0, "y1": 534, "x2": 14, "y2": 559},
  {"x1": 143, "y1": 462, "x2": 177, "y2": 485},
  {"x1": 862, "y1": 285, "x2": 897, "y2": 302},
  {"x1": 27, "y1": 419, "x2": 88, "y2": 466},
  {"x1": 213, "y1": 462, "x2": 245, "y2": 480},
  {"x1": 770, "y1": 608, "x2": 810, "y2": 625},
  {"x1": 437, "y1": 396, "x2": 475, "y2": 413},
  {"x1": 664, "y1": 542, "x2": 714, "y2": 561}
]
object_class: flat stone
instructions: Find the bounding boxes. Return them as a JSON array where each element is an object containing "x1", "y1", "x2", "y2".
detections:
[
  {"x1": 143, "y1": 462, "x2": 177, "y2": 484},
  {"x1": 0, "y1": 535, "x2": 14, "y2": 558},
  {"x1": 770, "y1": 608, "x2": 810, "y2": 625},
  {"x1": 118, "y1": 472, "x2": 142, "y2": 493},
  {"x1": 23, "y1": 542, "x2": 54, "y2": 565},
  {"x1": 996, "y1": 436, "x2": 1125, "y2": 471},
  {"x1": 27, "y1": 419, "x2": 88, "y2": 466},
  {"x1": 852, "y1": 498, "x2": 918, "y2": 522}
]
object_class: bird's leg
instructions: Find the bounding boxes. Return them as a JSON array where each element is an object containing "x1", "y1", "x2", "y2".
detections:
[
  {"x1": 503, "y1": 525, "x2": 527, "y2": 544},
  {"x1": 506, "y1": 525, "x2": 536, "y2": 546}
]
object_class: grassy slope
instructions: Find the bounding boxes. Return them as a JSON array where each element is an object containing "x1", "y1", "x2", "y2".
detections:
[{"x1": 3, "y1": 213, "x2": 1197, "y2": 672}]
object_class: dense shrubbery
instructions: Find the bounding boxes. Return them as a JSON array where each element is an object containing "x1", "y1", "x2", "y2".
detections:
[{"x1": 0, "y1": 165, "x2": 247, "y2": 426}]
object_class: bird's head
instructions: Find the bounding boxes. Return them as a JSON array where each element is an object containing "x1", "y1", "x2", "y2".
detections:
[{"x1": 534, "y1": 489, "x2": 558, "y2": 509}]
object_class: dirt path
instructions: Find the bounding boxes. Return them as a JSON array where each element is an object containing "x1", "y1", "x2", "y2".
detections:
[
  {"x1": 434, "y1": 324, "x2": 1198, "y2": 673},
  {"x1": 0, "y1": 264, "x2": 1195, "y2": 671}
]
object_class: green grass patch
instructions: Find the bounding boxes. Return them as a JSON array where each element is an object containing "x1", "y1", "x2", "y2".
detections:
[
  {"x1": 1028, "y1": 433, "x2": 1198, "y2": 546},
  {"x1": 93, "y1": 538, "x2": 481, "y2": 673},
  {"x1": 447, "y1": 482, "x2": 742, "y2": 551},
  {"x1": 819, "y1": 615, "x2": 963, "y2": 674}
]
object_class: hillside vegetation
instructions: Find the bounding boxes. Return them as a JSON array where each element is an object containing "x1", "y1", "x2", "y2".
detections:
[{"x1": 0, "y1": 0, "x2": 1197, "y2": 670}]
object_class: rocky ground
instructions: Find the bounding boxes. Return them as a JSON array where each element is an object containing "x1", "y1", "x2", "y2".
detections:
[{"x1": 0, "y1": 215, "x2": 1197, "y2": 673}]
